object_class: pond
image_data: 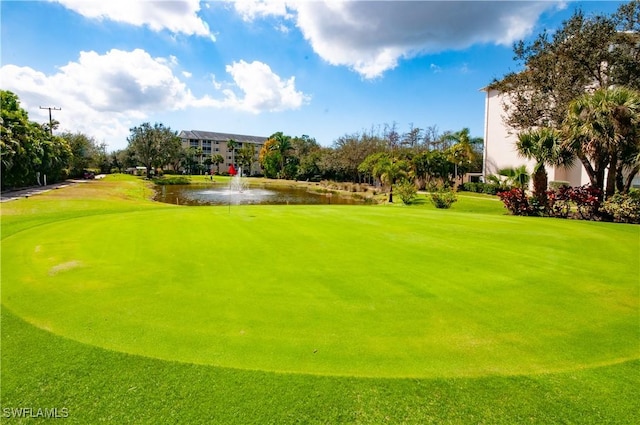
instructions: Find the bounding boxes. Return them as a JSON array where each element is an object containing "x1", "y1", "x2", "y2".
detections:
[{"x1": 153, "y1": 183, "x2": 364, "y2": 206}]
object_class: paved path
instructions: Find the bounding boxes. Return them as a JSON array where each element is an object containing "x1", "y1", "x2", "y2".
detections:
[{"x1": 1, "y1": 175, "x2": 106, "y2": 203}]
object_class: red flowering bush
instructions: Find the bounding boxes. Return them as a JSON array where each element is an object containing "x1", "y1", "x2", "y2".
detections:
[
  {"x1": 500, "y1": 185, "x2": 603, "y2": 220},
  {"x1": 568, "y1": 185, "x2": 602, "y2": 220},
  {"x1": 544, "y1": 185, "x2": 602, "y2": 220},
  {"x1": 498, "y1": 188, "x2": 535, "y2": 216}
]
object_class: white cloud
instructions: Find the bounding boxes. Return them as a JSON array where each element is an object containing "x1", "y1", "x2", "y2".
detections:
[
  {"x1": 210, "y1": 74, "x2": 223, "y2": 90},
  {"x1": 235, "y1": 1, "x2": 561, "y2": 79},
  {"x1": 221, "y1": 60, "x2": 310, "y2": 113},
  {"x1": 0, "y1": 49, "x2": 212, "y2": 150},
  {"x1": 232, "y1": 0, "x2": 291, "y2": 21},
  {"x1": 275, "y1": 23, "x2": 290, "y2": 33},
  {"x1": 182, "y1": 71, "x2": 193, "y2": 78},
  {"x1": 0, "y1": 50, "x2": 309, "y2": 150},
  {"x1": 51, "y1": 0, "x2": 212, "y2": 38}
]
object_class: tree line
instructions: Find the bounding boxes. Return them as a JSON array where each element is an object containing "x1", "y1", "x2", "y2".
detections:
[
  {"x1": 256, "y1": 125, "x2": 482, "y2": 202},
  {"x1": 1, "y1": 90, "x2": 111, "y2": 190},
  {"x1": 1, "y1": 88, "x2": 482, "y2": 196}
]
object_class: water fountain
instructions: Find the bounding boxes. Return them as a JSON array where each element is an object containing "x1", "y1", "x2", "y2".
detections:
[
  {"x1": 228, "y1": 171, "x2": 248, "y2": 194},
  {"x1": 153, "y1": 170, "x2": 363, "y2": 206},
  {"x1": 226, "y1": 170, "x2": 249, "y2": 206}
]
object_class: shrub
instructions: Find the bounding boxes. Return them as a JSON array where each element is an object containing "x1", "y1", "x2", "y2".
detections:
[
  {"x1": 430, "y1": 188, "x2": 457, "y2": 209},
  {"x1": 395, "y1": 180, "x2": 417, "y2": 205},
  {"x1": 460, "y1": 182, "x2": 477, "y2": 192},
  {"x1": 569, "y1": 185, "x2": 602, "y2": 220},
  {"x1": 152, "y1": 176, "x2": 191, "y2": 185},
  {"x1": 602, "y1": 191, "x2": 640, "y2": 224},
  {"x1": 498, "y1": 188, "x2": 535, "y2": 216},
  {"x1": 549, "y1": 180, "x2": 570, "y2": 190},
  {"x1": 485, "y1": 185, "x2": 501, "y2": 195},
  {"x1": 544, "y1": 185, "x2": 602, "y2": 220},
  {"x1": 546, "y1": 186, "x2": 572, "y2": 218},
  {"x1": 461, "y1": 182, "x2": 501, "y2": 195}
]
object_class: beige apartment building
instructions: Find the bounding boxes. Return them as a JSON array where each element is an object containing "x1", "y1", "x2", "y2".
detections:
[{"x1": 178, "y1": 130, "x2": 268, "y2": 176}]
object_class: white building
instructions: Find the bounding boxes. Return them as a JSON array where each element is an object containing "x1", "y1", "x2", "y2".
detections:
[{"x1": 482, "y1": 87, "x2": 589, "y2": 188}]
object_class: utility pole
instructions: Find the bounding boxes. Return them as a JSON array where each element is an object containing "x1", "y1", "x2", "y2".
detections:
[{"x1": 39, "y1": 106, "x2": 61, "y2": 136}]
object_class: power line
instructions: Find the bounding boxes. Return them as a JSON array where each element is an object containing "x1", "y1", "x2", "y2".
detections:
[{"x1": 39, "y1": 106, "x2": 61, "y2": 136}]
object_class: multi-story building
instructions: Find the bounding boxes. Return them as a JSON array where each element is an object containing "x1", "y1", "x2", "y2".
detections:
[
  {"x1": 481, "y1": 87, "x2": 588, "y2": 188},
  {"x1": 178, "y1": 130, "x2": 268, "y2": 175}
]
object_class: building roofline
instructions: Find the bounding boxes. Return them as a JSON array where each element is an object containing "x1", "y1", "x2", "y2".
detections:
[{"x1": 179, "y1": 130, "x2": 268, "y2": 144}]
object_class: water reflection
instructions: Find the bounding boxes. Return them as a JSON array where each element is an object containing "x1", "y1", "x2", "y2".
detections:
[{"x1": 154, "y1": 184, "x2": 362, "y2": 206}]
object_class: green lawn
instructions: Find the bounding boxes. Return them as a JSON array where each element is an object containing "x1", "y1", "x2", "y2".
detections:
[{"x1": 2, "y1": 174, "x2": 638, "y2": 423}]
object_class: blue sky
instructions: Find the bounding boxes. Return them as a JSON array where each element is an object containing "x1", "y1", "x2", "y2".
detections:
[{"x1": 0, "y1": 0, "x2": 626, "y2": 151}]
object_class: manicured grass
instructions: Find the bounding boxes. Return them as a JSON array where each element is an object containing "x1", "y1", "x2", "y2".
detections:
[
  {"x1": 2, "y1": 174, "x2": 638, "y2": 423},
  {"x1": 2, "y1": 310, "x2": 638, "y2": 424}
]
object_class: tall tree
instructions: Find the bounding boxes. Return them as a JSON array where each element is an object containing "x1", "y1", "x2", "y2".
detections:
[
  {"x1": 127, "y1": 122, "x2": 178, "y2": 179},
  {"x1": 61, "y1": 132, "x2": 99, "y2": 177},
  {"x1": 291, "y1": 135, "x2": 321, "y2": 180},
  {"x1": 493, "y1": 1, "x2": 640, "y2": 131},
  {"x1": 368, "y1": 153, "x2": 410, "y2": 203},
  {"x1": 227, "y1": 139, "x2": 238, "y2": 167},
  {"x1": 127, "y1": 123, "x2": 157, "y2": 179},
  {"x1": 411, "y1": 150, "x2": 453, "y2": 189},
  {"x1": 268, "y1": 132, "x2": 293, "y2": 178},
  {"x1": 157, "y1": 132, "x2": 183, "y2": 172},
  {"x1": 332, "y1": 131, "x2": 386, "y2": 182},
  {"x1": 563, "y1": 87, "x2": 640, "y2": 198},
  {"x1": 1, "y1": 90, "x2": 37, "y2": 188},
  {"x1": 1, "y1": 90, "x2": 71, "y2": 188},
  {"x1": 402, "y1": 124, "x2": 423, "y2": 149},
  {"x1": 39, "y1": 131, "x2": 72, "y2": 182},
  {"x1": 443, "y1": 128, "x2": 483, "y2": 183},
  {"x1": 211, "y1": 153, "x2": 224, "y2": 174},
  {"x1": 236, "y1": 144, "x2": 256, "y2": 176},
  {"x1": 384, "y1": 122, "x2": 401, "y2": 151},
  {"x1": 258, "y1": 138, "x2": 281, "y2": 178}
]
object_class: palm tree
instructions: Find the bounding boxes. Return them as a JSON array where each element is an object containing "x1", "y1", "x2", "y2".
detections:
[
  {"x1": 442, "y1": 127, "x2": 483, "y2": 152},
  {"x1": 236, "y1": 145, "x2": 256, "y2": 176},
  {"x1": 516, "y1": 127, "x2": 575, "y2": 205},
  {"x1": 443, "y1": 128, "x2": 483, "y2": 184},
  {"x1": 372, "y1": 155, "x2": 410, "y2": 203},
  {"x1": 498, "y1": 166, "x2": 530, "y2": 189},
  {"x1": 227, "y1": 139, "x2": 238, "y2": 168},
  {"x1": 564, "y1": 87, "x2": 640, "y2": 198},
  {"x1": 269, "y1": 132, "x2": 292, "y2": 178},
  {"x1": 211, "y1": 153, "x2": 224, "y2": 174}
]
